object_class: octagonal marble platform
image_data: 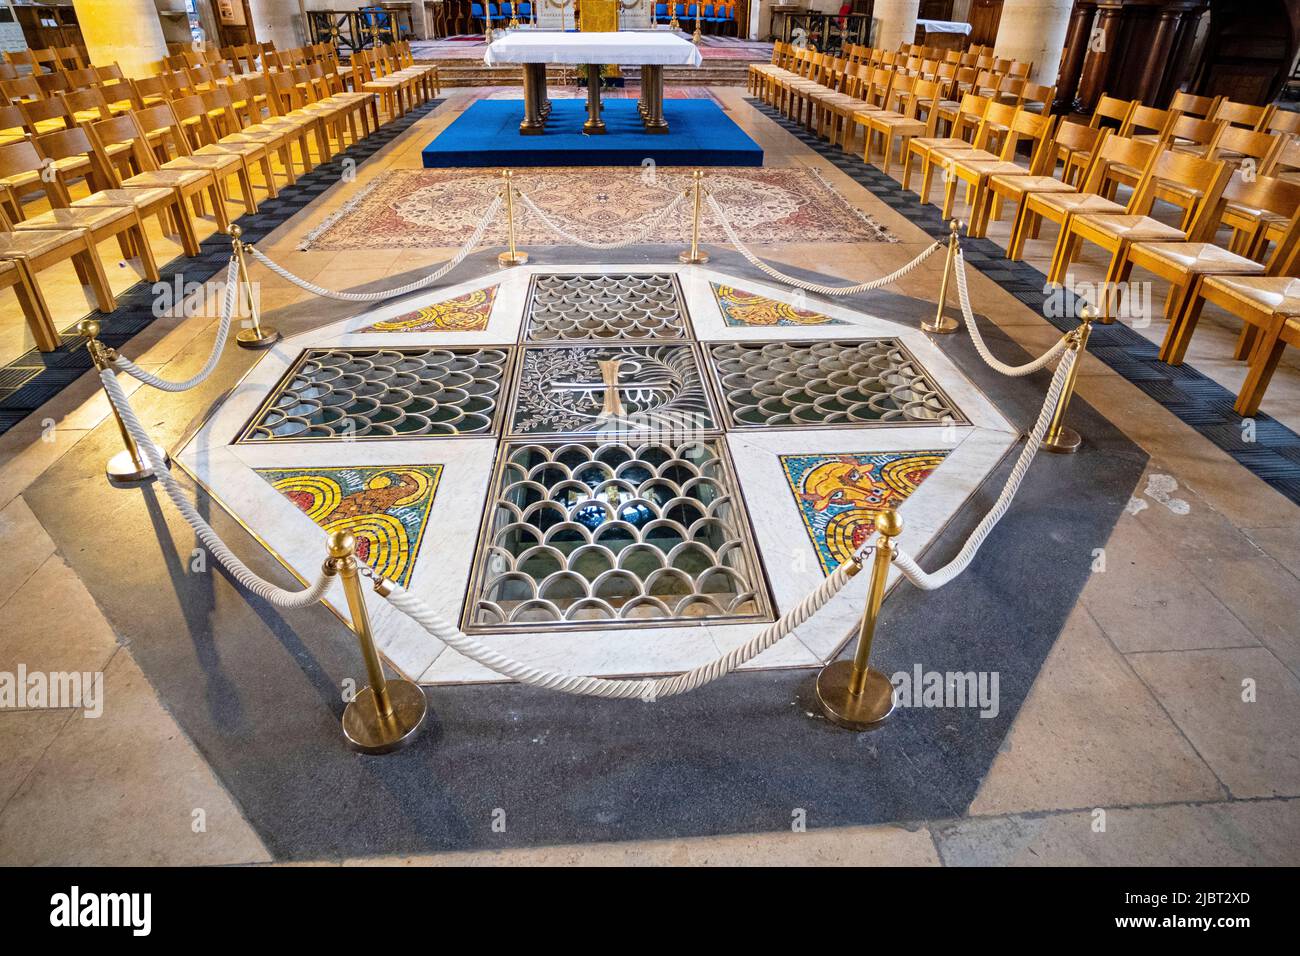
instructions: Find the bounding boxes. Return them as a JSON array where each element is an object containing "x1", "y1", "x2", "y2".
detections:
[{"x1": 174, "y1": 263, "x2": 1019, "y2": 686}]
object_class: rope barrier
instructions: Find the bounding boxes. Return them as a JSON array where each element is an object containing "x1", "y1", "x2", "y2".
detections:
[
  {"x1": 98, "y1": 369, "x2": 333, "y2": 609},
  {"x1": 111, "y1": 258, "x2": 241, "y2": 392},
  {"x1": 955, "y1": 247, "x2": 1070, "y2": 378},
  {"x1": 891, "y1": 347, "x2": 1077, "y2": 591},
  {"x1": 516, "y1": 188, "x2": 688, "y2": 250},
  {"x1": 378, "y1": 559, "x2": 857, "y2": 700},
  {"x1": 707, "y1": 193, "x2": 944, "y2": 295},
  {"x1": 246, "y1": 194, "x2": 504, "y2": 302}
]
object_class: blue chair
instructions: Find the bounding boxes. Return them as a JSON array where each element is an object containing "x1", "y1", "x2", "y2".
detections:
[
  {"x1": 655, "y1": 2, "x2": 669, "y2": 23},
  {"x1": 500, "y1": 1, "x2": 512, "y2": 17},
  {"x1": 518, "y1": 1, "x2": 532, "y2": 18},
  {"x1": 686, "y1": 3, "x2": 699, "y2": 19},
  {"x1": 470, "y1": 2, "x2": 486, "y2": 32},
  {"x1": 487, "y1": 2, "x2": 500, "y2": 18},
  {"x1": 673, "y1": 2, "x2": 688, "y2": 20}
]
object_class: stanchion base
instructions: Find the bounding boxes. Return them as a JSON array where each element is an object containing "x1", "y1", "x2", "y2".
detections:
[
  {"x1": 1042, "y1": 426, "x2": 1082, "y2": 455},
  {"x1": 921, "y1": 313, "x2": 960, "y2": 334},
  {"x1": 106, "y1": 449, "x2": 163, "y2": 483},
  {"x1": 498, "y1": 251, "x2": 529, "y2": 266},
  {"x1": 816, "y1": 660, "x2": 895, "y2": 730},
  {"x1": 582, "y1": 120, "x2": 607, "y2": 135},
  {"x1": 236, "y1": 327, "x2": 281, "y2": 350},
  {"x1": 343, "y1": 680, "x2": 428, "y2": 755},
  {"x1": 678, "y1": 251, "x2": 709, "y2": 264}
]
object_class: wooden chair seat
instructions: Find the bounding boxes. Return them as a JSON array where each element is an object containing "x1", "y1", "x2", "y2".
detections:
[
  {"x1": 1069, "y1": 213, "x2": 1187, "y2": 242},
  {"x1": 1202, "y1": 275, "x2": 1300, "y2": 315},
  {"x1": 1030, "y1": 192, "x2": 1126, "y2": 216},
  {"x1": 1128, "y1": 241, "x2": 1266, "y2": 275},
  {"x1": 73, "y1": 186, "x2": 175, "y2": 209},
  {"x1": 15, "y1": 204, "x2": 136, "y2": 232},
  {"x1": 122, "y1": 168, "x2": 213, "y2": 190}
]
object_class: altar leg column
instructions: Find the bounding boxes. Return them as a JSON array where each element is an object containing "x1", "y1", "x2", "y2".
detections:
[
  {"x1": 584, "y1": 63, "x2": 606, "y2": 134},
  {"x1": 520, "y1": 62, "x2": 545, "y2": 134},
  {"x1": 644, "y1": 65, "x2": 669, "y2": 133}
]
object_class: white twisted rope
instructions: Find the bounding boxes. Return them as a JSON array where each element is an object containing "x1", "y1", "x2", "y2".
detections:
[
  {"x1": 247, "y1": 194, "x2": 503, "y2": 302},
  {"x1": 381, "y1": 560, "x2": 856, "y2": 700},
  {"x1": 112, "y1": 258, "x2": 241, "y2": 392},
  {"x1": 516, "y1": 187, "x2": 688, "y2": 249},
  {"x1": 892, "y1": 347, "x2": 1077, "y2": 591},
  {"x1": 99, "y1": 370, "x2": 332, "y2": 609},
  {"x1": 955, "y1": 247, "x2": 1070, "y2": 377},
  {"x1": 707, "y1": 193, "x2": 943, "y2": 295}
]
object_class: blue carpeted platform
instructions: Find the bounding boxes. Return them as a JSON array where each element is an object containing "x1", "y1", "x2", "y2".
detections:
[{"x1": 421, "y1": 98, "x2": 764, "y2": 167}]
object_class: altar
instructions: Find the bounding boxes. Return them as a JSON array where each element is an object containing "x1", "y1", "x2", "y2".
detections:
[{"x1": 483, "y1": 31, "x2": 704, "y2": 135}]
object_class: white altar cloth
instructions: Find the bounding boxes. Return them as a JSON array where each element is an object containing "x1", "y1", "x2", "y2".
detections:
[
  {"x1": 483, "y1": 31, "x2": 704, "y2": 67},
  {"x1": 916, "y1": 19, "x2": 973, "y2": 35}
]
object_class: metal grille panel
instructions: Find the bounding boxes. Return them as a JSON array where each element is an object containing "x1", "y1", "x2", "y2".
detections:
[
  {"x1": 237, "y1": 346, "x2": 509, "y2": 442},
  {"x1": 706, "y1": 338, "x2": 967, "y2": 429},
  {"x1": 524, "y1": 273, "x2": 688, "y2": 342},
  {"x1": 465, "y1": 438, "x2": 774, "y2": 631}
]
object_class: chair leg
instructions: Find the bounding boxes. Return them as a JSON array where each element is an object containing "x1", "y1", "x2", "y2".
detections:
[
  {"x1": 10, "y1": 261, "x2": 60, "y2": 352},
  {"x1": 130, "y1": 222, "x2": 161, "y2": 282},
  {"x1": 74, "y1": 243, "x2": 115, "y2": 313},
  {"x1": 1234, "y1": 323, "x2": 1286, "y2": 417},
  {"x1": 1159, "y1": 277, "x2": 1208, "y2": 365}
]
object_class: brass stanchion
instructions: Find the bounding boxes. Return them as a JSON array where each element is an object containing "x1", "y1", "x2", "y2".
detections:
[
  {"x1": 323, "y1": 531, "x2": 428, "y2": 754},
  {"x1": 670, "y1": 10, "x2": 681, "y2": 31},
  {"x1": 229, "y1": 225, "x2": 280, "y2": 350},
  {"x1": 497, "y1": 170, "x2": 528, "y2": 266},
  {"x1": 692, "y1": 6, "x2": 703, "y2": 44},
  {"x1": 80, "y1": 319, "x2": 165, "y2": 483},
  {"x1": 815, "y1": 510, "x2": 901, "y2": 729},
  {"x1": 678, "y1": 169, "x2": 709, "y2": 265},
  {"x1": 922, "y1": 218, "x2": 961, "y2": 335},
  {"x1": 1042, "y1": 305, "x2": 1094, "y2": 455}
]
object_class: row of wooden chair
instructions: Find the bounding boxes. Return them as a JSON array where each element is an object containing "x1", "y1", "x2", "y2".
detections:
[
  {"x1": 0, "y1": 43, "x2": 405, "y2": 352},
  {"x1": 3, "y1": 45, "x2": 91, "y2": 74}
]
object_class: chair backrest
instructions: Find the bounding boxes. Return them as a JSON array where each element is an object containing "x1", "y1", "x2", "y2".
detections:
[
  {"x1": 1, "y1": 77, "x2": 43, "y2": 103},
  {"x1": 88, "y1": 112, "x2": 163, "y2": 182},
  {"x1": 1091, "y1": 93, "x2": 1134, "y2": 130},
  {"x1": 1164, "y1": 114, "x2": 1224, "y2": 150},
  {"x1": 19, "y1": 97, "x2": 70, "y2": 135},
  {"x1": 1211, "y1": 125, "x2": 1283, "y2": 169},
  {"x1": 1265, "y1": 109, "x2": 1300, "y2": 138},
  {"x1": 132, "y1": 103, "x2": 195, "y2": 160},
  {"x1": 61, "y1": 87, "x2": 111, "y2": 123},
  {"x1": 34, "y1": 125, "x2": 105, "y2": 196},
  {"x1": 1000, "y1": 109, "x2": 1056, "y2": 168},
  {"x1": 1081, "y1": 134, "x2": 1160, "y2": 200},
  {"x1": 34, "y1": 72, "x2": 69, "y2": 97},
  {"x1": 0, "y1": 103, "x2": 26, "y2": 139},
  {"x1": 1168, "y1": 90, "x2": 1219, "y2": 119},
  {"x1": 1211, "y1": 98, "x2": 1270, "y2": 130},
  {"x1": 972, "y1": 101, "x2": 1019, "y2": 149},
  {"x1": 1133, "y1": 150, "x2": 1232, "y2": 240},
  {"x1": 1123, "y1": 104, "x2": 1175, "y2": 139}
]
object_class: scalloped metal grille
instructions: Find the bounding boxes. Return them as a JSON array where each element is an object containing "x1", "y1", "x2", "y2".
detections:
[
  {"x1": 465, "y1": 438, "x2": 774, "y2": 631},
  {"x1": 524, "y1": 273, "x2": 688, "y2": 341},
  {"x1": 237, "y1": 346, "x2": 509, "y2": 442},
  {"x1": 706, "y1": 338, "x2": 967, "y2": 429}
]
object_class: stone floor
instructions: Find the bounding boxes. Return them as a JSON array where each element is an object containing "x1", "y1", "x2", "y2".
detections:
[{"x1": 0, "y1": 87, "x2": 1298, "y2": 866}]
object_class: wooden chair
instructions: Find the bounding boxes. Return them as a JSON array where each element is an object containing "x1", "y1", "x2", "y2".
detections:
[
  {"x1": 133, "y1": 102, "x2": 255, "y2": 217},
  {"x1": 1052, "y1": 150, "x2": 1233, "y2": 319},
  {"x1": 1131, "y1": 113, "x2": 1223, "y2": 157},
  {"x1": 240, "y1": 75, "x2": 323, "y2": 175},
  {"x1": 978, "y1": 123, "x2": 1106, "y2": 244},
  {"x1": 1211, "y1": 99, "x2": 1272, "y2": 131},
  {"x1": 61, "y1": 87, "x2": 113, "y2": 127},
  {"x1": 1, "y1": 76, "x2": 44, "y2": 104},
  {"x1": 0, "y1": 104, "x2": 27, "y2": 148},
  {"x1": 0, "y1": 200, "x2": 116, "y2": 331},
  {"x1": 1121, "y1": 104, "x2": 1176, "y2": 141},
  {"x1": 1264, "y1": 109, "x2": 1300, "y2": 139},
  {"x1": 199, "y1": 86, "x2": 293, "y2": 193},
  {"x1": 1089, "y1": 93, "x2": 1135, "y2": 131},
  {"x1": 903, "y1": 92, "x2": 990, "y2": 193},
  {"x1": 913, "y1": 100, "x2": 1020, "y2": 205},
  {"x1": 862, "y1": 78, "x2": 944, "y2": 175},
  {"x1": 938, "y1": 110, "x2": 1057, "y2": 235},
  {"x1": 87, "y1": 112, "x2": 220, "y2": 254},
  {"x1": 1009, "y1": 134, "x2": 1160, "y2": 263},
  {"x1": 1122, "y1": 173, "x2": 1300, "y2": 365},
  {"x1": 169, "y1": 94, "x2": 273, "y2": 209}
]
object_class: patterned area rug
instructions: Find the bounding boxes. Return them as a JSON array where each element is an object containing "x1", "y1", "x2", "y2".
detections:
[{"x1": 298, "y1": 167, "x2": 897, "y2": 250}]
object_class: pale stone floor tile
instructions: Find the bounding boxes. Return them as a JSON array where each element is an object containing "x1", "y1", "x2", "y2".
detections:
[
  {"x1": 1128, "y1": 647, "x2": 1300, "y2": 799},
  {"x1": 1081, "y1": 517, "x2": 1259, "y2": 654},
  {"x1": 1241, "y1": 524, "x2": 1300, "y2": 578},
  {"x1": 340, "y1": 823, "x2": 941, "y2": 867},
  {"x1": 0, "y1": 554, "x2": 119, "y2": 677},
  {"x1": 1179, "y1": 553, "x2": 1300, "y2": 678},
  {"x1": 0, "y1": 420, "x2": 91, "y2": 514},
  {"x1": 0, "y1": 495, "x2": 56, "y2": 610},
  {"x1": 0, "y1": 710, "x2": 71, "y2": 809},
  {"x1": 0, "y1": 650, "x2": 271, "y2": 866},
  {"x1": 969, "y1": 607, "x2": 1223, "y2": 816},
  {"x1": 934, "y1": 798, "x2": 1300, "y2": 866}
]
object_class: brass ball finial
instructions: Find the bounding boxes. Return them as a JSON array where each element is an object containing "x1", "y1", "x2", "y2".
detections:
[
  {"x1": 229, "y1": 223, "x2": 243, "y2": 240},
  {"x1": 874, "y1": 509, "x2": 903, "y2": 539},
  {"x1": 949, "y1": 218, "x2": 961, "y2": 234},
  {"x1": 1078, "y1": 303, "x2": 1095, "y2": 323},
  {"x1": 327, "y1": 530, "x2": 356, "y2": 559},
  {"x1": 78, "y1": 318, "x2": 101, "y2": 340}
]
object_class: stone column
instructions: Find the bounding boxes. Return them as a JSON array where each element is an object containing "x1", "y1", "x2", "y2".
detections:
[
  {"x1": 1135, "y1": 5, "x2": 1183, "y2": 104},
  {"x1": 72, "y1": 0, "x2": 170, "y2": 77},
  {"x1": 1053, "y1": 1, "x2": 1096, "y2": 112},
  {"x1": 1074, "y1": 0, "x2": 1123, "y2": 111},
  {"x1": 993, "y1": 0, "x2": 1075, "y2": 84},
  {"x1": 248, "y1": 0, "x2": 306, "y2": 50},
  {"x1": 874, "y1": 0, "x2": 921, "y2": 51}
]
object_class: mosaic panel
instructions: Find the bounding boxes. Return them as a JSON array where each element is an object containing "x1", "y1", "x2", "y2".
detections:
[
  {"x1": 360, "y1": 285, "x2": 497, "y2": 333},
  {"x1": 711, "y1": 283, "x2": 846, "y2": 328},
  {"x1": 255, "y1": 465, "x2": 443, "y2": 587},
  {"x1": 237, "y1": 346, "x2": 509, "y2": 442},
  {"x1": 706, "y1": 338, "x2": 966, "y2": 429},
  {"x1": 780, "y1": 451, "x2": 951, "y2": 575},
  {"x1": 465, "y1": 439, "x2": 773, "y2": 630},
  {"x1": 524, "y1": 273, "x2": 687, "y2": 342},
  {"x1": 509, "y1": 343, "x2": 716, "y2": 438}
]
